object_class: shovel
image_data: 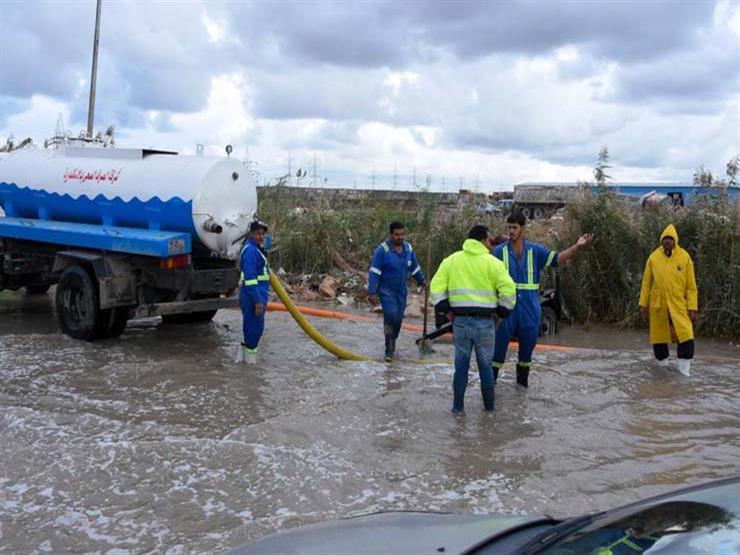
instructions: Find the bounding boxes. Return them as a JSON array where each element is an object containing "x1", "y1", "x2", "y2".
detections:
[{"x1": 418, "y1": 248, "x2": 434, "y2": 356}]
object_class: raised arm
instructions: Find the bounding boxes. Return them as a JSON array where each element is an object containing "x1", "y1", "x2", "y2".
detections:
[{"x1": 557, "y1": 233, "x2": 593, "y2": 265}]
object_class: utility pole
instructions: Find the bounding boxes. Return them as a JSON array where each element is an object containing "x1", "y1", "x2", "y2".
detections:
[
  {"x1": 412, "y1": 164, "x2": 417, "y2": 189},
  {"x1": 371, "y1": 165, "x2": 377, "y2": 188},
  {"x1": 393, "y1": 162, "x2": 398, "y2": 190},
  {"x1": 86, "y1": 0, "x2": 102, "y2": 138}
]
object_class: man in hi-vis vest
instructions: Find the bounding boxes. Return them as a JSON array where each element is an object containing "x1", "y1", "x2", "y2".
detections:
[{"x1": 430, "y1": 225, "x2": 516, "y2": 414}]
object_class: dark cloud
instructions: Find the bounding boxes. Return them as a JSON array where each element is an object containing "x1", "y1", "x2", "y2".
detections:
[
  {"x1": 229, "y1": 0, "x2": 715, "y2": 68},
  {"x1": 610, "y1": 43, "x2": 740, "y2": 110}
]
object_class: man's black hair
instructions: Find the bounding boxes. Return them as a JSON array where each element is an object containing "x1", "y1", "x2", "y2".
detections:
[
  {"x1": 389, "y1": 221, "x2": 405, "y2": 233},
  {"x1": 250, "y1": 220, "x2": 268, "y2": 233},
  {"x1": 507, "y1": 211, "x2": 527, "y2": 226},
  {"x1": 468, "y1": 224, "x2": 489, "y2": 241}
]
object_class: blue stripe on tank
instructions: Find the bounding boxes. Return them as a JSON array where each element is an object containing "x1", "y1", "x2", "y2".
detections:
[{"x1": 0, "y1": 182, "x2": 195, "y2": 235}]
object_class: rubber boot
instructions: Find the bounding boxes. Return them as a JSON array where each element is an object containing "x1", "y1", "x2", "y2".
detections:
[
  {"x1": 492, "y1": 366, "x2": 500, "y2": 383},
  {"x1": 676, "y1": 358, "x2": 691, "y2": 377},
  {"x1": 245, "y1": 350, "x2": 258, "y2": 365},
  {"x1": 516, "y1": 364, "x2": 530, "y2": 388},
  {"x1": 384, "y1": 334, "x2": 393, "y2": 362},
  {"x1": 235, "y1": 343, "x2": 246, "y2": 363}
]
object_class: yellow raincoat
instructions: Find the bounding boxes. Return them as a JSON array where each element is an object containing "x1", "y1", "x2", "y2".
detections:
[{"x1": 639, "y1": 224, "x2": 698, "y2": 344}]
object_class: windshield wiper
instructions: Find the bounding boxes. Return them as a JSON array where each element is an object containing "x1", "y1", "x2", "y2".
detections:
[{"x1": 516, "y1": 514, "x2": 598, "y2": 555}]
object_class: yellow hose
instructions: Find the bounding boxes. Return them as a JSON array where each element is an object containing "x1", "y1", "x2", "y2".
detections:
[{"x1": 269, "y1": 271, "x2": 369, "y2": 361}]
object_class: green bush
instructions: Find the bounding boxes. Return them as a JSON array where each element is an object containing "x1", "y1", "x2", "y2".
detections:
[{"x1": 258, "y1": 186, "x2": 479, "y2": 278}]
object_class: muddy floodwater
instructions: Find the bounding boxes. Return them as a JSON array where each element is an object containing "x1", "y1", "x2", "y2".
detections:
[{"x1": 1, "y1": 291, "x2": 739, "y2": 553}]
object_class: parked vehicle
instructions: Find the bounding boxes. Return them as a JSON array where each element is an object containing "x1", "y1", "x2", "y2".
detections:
[
  {"x1": 229, "y1": 476, "x2": 740, "y2": 555},
  {"x1": 476, "y1": 201, "x2": 502, "y2": 217}
]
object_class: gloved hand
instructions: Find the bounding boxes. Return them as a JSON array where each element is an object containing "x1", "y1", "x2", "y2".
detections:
[{"x1": 495, "y1": 306, "x2": 511, "y2": 319}]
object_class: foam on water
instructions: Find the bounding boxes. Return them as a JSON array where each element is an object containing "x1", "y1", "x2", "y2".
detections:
[{"x1": 1, "y1": 304, "x2": 739, "y2": 552}]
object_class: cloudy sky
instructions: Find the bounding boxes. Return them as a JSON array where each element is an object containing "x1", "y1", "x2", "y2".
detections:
[{"x1": 1, "y1": 0, "x2": 738, "y2": 191}]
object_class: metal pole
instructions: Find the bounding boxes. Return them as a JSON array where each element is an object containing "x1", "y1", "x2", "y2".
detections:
[{"x1": 86, "y1": 0, "x2": 102, "y2": 138}]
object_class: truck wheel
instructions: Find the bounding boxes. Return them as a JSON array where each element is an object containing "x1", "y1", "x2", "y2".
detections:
[
  {"x1": 25, "y1": 284, "x2": 51, "y2": 295},
  {"x1": 533, "y1": 207, "x2": 544, "y2": 219},
  {"x1": 55, "y1": 265, "x2": 103, "y2": 341},
  {"x1": 97, "y1": 306, "x2": 129, "y2": 339},
  {"x1": 539, "y1": 306, "x2": 558, "y2": 337},
  {"x1": 521, "y1": 207, "x2": 531, "y2": 219},
  {"x1": 162, "y1": 310, "x2": 218, "y2": 325}
]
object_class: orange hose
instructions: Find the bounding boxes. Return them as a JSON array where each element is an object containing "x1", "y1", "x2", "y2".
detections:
[{"x1": 266, "y1": 302, "x2": 575, "y2": 352}]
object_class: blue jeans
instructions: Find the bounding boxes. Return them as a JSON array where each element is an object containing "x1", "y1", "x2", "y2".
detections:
[{"x1": 452, "y1": 316, "x2": 495, "y2": 412}]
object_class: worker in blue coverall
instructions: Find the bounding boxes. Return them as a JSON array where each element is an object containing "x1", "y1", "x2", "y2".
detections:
[
  {"x1": 492, "y1": 211, "x2": 592, "y2": 387},
  {"x1": 368, "y1": 221, "x2": 426, "y2": 362},
  {"x1": 236, "y1": 220, "x2": 270, "y2": 365}
]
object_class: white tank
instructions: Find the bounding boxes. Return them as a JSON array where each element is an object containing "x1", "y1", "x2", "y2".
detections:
[{"x1": 0, "y1": 145, "x2": 258, "y2": 259}]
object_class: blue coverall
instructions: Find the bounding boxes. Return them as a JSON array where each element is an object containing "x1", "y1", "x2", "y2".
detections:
[
  {"x1": 492, "y1": 241, "x2": 558, "y2": 372},
  {"x1": 239, "y1": 237, "x2": 270, "y2": 352},
  {"x1": 368, "y1": 240, "x2": 425, "y2": 356}
]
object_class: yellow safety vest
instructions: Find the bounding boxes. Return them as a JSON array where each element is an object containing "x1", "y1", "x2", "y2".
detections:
[{"x1": 430, "y1": 239, "x2": 516, "y2": 311}]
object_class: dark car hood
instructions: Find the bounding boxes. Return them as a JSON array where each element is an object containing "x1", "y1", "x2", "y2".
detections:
[{"x1": 228, "y1": 511, "x2": 547, "y2": 555}]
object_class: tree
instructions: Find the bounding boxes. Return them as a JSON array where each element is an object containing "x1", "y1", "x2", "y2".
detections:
[
  {"x1": 726, "y1": 155, "x2": 739, "y2": 188},
  {"x1": 693, "y1": 165, "x2": 714, "y2": 188},
  {"x1": 593, "y1": 146, "x2": 611, "y2": 189}
]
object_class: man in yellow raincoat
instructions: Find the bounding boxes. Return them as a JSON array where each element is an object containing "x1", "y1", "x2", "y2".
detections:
[{"x1": 639, "y1": 224, "x2": 698, "y2": 376}]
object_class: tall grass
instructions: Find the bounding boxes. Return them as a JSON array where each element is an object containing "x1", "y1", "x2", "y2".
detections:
[
  {"x1": 258, "y1": 186, "x2": 477, "y2": 279},
  {"x1": 257, "y1": 185, "x2": 740, "y2": 339}
]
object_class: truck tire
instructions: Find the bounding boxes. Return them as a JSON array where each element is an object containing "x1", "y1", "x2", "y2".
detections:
[
  {"x1": 162, "y1": 310, "x2": 218, "y2": 325},
  {"x1": 539, "y1": 306, "x2": 558, "y2": 337},
  {"x1": 521, "y1": 207, "x2": 531, "y2": 219},
  {"x1": 533, "y1": 207, "x2": 544, "y2": 219},
  {"x1": 55, "y1": 265, "x2": 103, "y2": 341},
  {"x1": 25, "y1": 284, "x2": 51, "y2": 295},
  {"x1": 98, "y1": 306, "x2": 129, "y2": 339}
]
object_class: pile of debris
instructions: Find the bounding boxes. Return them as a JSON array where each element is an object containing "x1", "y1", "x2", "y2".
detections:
[{"x1": 273, "y1": 269, "x2": 427, "y2": 319}]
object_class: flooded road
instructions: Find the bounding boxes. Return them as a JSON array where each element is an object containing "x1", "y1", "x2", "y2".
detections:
[{"x1": 1, "y1": 291, "x2": 739, "y2": 553}]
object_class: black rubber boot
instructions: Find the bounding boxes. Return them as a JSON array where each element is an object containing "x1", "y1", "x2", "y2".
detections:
[
  {"x1": 516, "y1": 364, "x2": 530, "y2": 388},
  {"x1": 492, "y1": 366, "x2": 500, "y2": 383},
  {"x1": 384, "y1": 334, "x2": 393, "y2": 362}
]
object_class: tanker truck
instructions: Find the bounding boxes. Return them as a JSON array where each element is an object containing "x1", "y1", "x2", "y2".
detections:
[{"x1": 0, "y1": 136, "x2": 258, "y2": 340}]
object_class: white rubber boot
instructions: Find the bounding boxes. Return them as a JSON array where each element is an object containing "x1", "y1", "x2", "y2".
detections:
[
  {"x1": 676, "y1": 358, "x2": 691, "y2": 377},
  {"x1": 245, "y1": 351, "x2": 258, "y2": 365},
  {"x1": 235, "y1": 344, "x2": 246, "y2": 363},
  {"x1": 656, "y1": 358, "x2": 669, "y2": 368}
]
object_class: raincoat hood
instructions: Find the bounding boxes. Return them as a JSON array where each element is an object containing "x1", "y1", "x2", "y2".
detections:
[
  {"x1": 660, "y1": 224, "x2": 679, "y2": 246},
  {"x1": 462, "y1": 238, "x2": 490, "y2": 255}
]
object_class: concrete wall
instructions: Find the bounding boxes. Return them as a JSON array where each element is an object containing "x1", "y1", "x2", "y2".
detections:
[{"x1": 257, "y1": 185, "x2": 509, "y2": 209}]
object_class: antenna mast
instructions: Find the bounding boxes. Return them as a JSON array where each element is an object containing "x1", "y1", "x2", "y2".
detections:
[{"x1": 86, "y1": 0, "x2": 102, "y2": 138}]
